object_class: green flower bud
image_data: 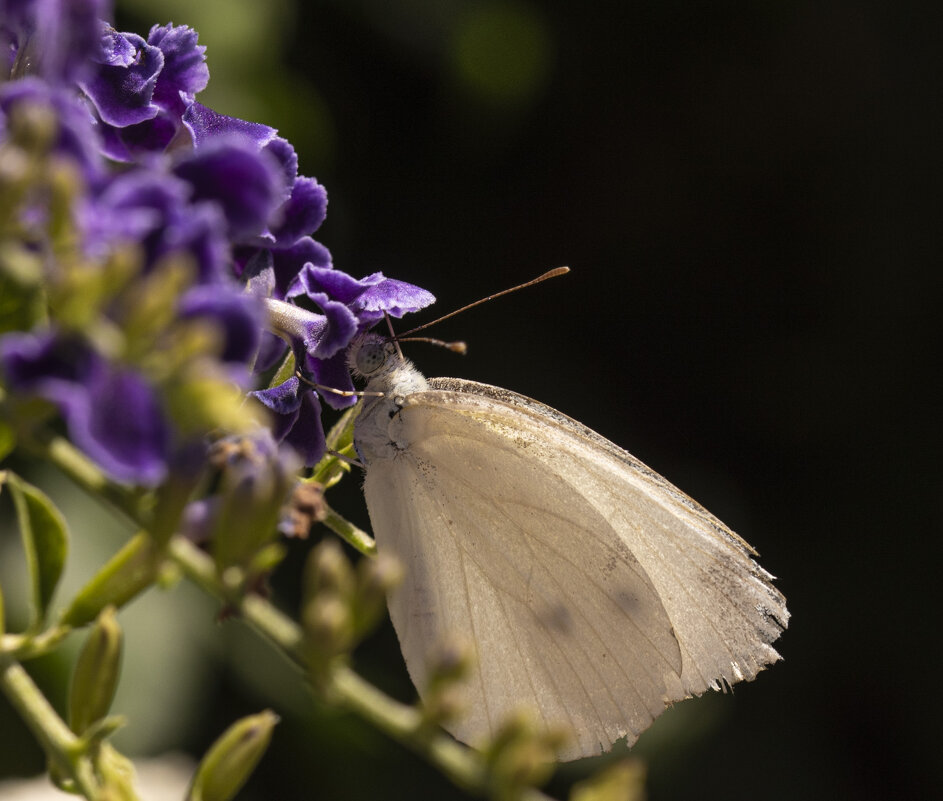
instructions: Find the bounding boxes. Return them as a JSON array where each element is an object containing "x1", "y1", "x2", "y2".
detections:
[
  {"x1": 420, "y1": 683, "x2": 466, "y2": 729},
  {"x1": 485, "y1": 711, "x2": 562, "y2": 801},
  {"x1": 303, "y1": 539, "x2": 354, "y2": 603},
  {"x1": 188, "y1": 710, "x2": 279, "y2": 801},
  {"x1": 302, "y1": 593, "x2": 353, "y2": 658},
  {"x1": 426, "y1": 635, "x2": 474, "y2": 689},
  {"x1": 69, "y1": 606, "x2": 123, "y2": 734},
  {"x1": 354, "y1": 552, "x2": 402, "y2": 625},
  {"x1": 570, "y1": 759, "x2": 647, "y2": 801}
]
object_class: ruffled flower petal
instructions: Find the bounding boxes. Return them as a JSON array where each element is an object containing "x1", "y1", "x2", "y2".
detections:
[
  {"x1": 81, "y1": 27, "x2": 163, "y2": 127},
  {"x1": 146, "y1": 23, "x2": 208, "y2": 116}
]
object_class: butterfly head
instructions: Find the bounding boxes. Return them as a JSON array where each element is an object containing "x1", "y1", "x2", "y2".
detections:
[{"x1": 348, "y1": 333, "x2": 400, "y2": 379}]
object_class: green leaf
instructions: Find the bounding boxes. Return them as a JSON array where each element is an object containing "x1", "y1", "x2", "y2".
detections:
[
  {"x1": 7, "y1": 473, "x2": 69, "y2": 629},
  {"x1": 60, "y1": 533, "x2": 161, "y2": 628}
]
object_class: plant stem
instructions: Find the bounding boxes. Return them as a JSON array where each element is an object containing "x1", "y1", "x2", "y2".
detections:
[
  {"x1": 26, "y1": 427, "x2": 145, "y2": 523},
  {"x1": 168, "y1": 537, "x2": 554, "y2": 800},
  {"x1": 321, "y1": 502, "x2": 376, "y2": 556},
  {"x1": 0, "y1": 653, "x2": 100, "y2": 797},
  {"x1": 36, "y1": 430, "x2": 557, "y2": 801}
]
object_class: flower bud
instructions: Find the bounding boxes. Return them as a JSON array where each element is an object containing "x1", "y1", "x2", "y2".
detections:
[
  {"x1": 484, "y1": 711, "x2": 561, "y2": 801},
  {"x1": 570, "y1": 759, "x2": 647, "y2": 801},
  {"x1": 188, "y1": 710, "x2": 279, "y2": 801},
  {"x1": 420, "y1": 683, "x2": 466, "y2": 729},
  {"x1": 303, "y1": 539, "x2": 354, "y2": 601},
  {"x1": 426, "y1": 635, "x2": 474, "y2": 689},
  {"x1": 352, "y1": 552, "x2": 402, "y2": 634},
  {"x1": 302, "y1": 593, "x2": 353, "y2": 658},
  {"x1": 69, "y1": 606, "x2": 123, "y2": 734}
]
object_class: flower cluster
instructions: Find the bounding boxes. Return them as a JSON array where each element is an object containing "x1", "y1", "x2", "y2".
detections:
[{"x1": 0, "y1": 0, "x2": 434, "y2": 485}]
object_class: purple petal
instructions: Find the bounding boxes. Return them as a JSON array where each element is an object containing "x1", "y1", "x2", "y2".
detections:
[
  {"x1": 306, "y1": 293, "x2": 358, "y2": 359},
  {"x1": 61, "y1": 366, "x2": 169, "y2": 485},
  {"x1": 86, "y1": 170, "x2": 229, "y2": 282},
  {"x1": 97, "y1": 108, "x2": 179, "y2": 161},
  {"x1": 0, "y1": 79, "x2": 103, "y2": 182},
  {"x1": 305, "y1": 351, "x2": 358, "y2": 410},
  {"x1": 147, "y1": 24, "x2": 208, "y2": 116},
  {"x1": 282, "y1": 391, "x2": 326, "y2": 466},
  {"x1": 351, "y1": 278, "x2": 436, "y2": 319},
  {"x1": 252, "y1": 375, "x2": 303, "y2": 416},
  {"x1": 0, "y1": 330, "x2": 95, "y2": 388},
  {"x1": 269, "y1": 176, "x2": 328, "y2": 247},
  {"x1": 0, "y1": 332, "x2": 169, "y2": 485},
  {"x1": 173, "y1": 139, "x2": 285, "y2": 239},
  {"x1": 81, "y1": 27, "x2": 164, "y2": 127},
  {"x1": 263, "y1": 136, "x2": 298, "y2": 199},
  {"x1": 179, "y1": 285, "x2": 263, "y2": 367},
  {"x1": 1, "y1": 0, "x2": 109, "y2": 84},
  {"x1": 241, "y1": 237, "x2": 331, "y2": 300},
  {"x1": 182, "y1": 101, "x2": 278, "y2": 151},
  {"x1": 287, "y1": 265, "x2": 382, "y2": 305}
]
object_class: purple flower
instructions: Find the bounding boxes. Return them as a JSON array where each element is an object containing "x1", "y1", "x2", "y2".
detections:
[
  {"x1": 0, "y1": 0, "x2": 439, "y2": 489},
  {"x1": 248, "y1": 273, "x2": 433, "y2": 464},
  {"x1": 178, "y1": 285, "x2": 264, "y2": 377},
  {"x1": 81, "y1": 25, "x2": 163, "y2": 127},
  {"x1": 84, "y1": 169, "x2": 230, "y2": 283},
  {"x1": 82, "y1": 23, "x2": 207, "y2": 162},
  {"x1": 0, "y1": 332, "x2": 169, "y2": 484},
  {"x1": 0, "y1": 78, "x2": 104, "y2": 183},
  {"x1": 251, "y1": 376, "x2": 326, "y2": 467},
  {"x1": 146, "y1": 24, "x2": 208, "y2": 118},
  {"x1": 173, "y1": 137, "x2": 286, "y2": 241},
  {"x1": 0, "y1": 0, "x2": 110, "y2": 84},
  {"x1": 185, "y1": 103, "x2": 330, "y2": 264}
]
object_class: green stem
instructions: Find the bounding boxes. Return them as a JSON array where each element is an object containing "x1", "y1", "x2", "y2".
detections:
[
  {"x1": 33, "y1": 430, "x2": 556, "y2": 801},
  {"x1": 168, "y1": 538, "x2": 558, "y2": 800},
  {"x1": 321, "y1": 503, "x2": 376, "y2": 556},
  {"x1": 0, "y1": 653, "x2": 100, "y2": 797},
  {"x1": 1, "y1": 623, "x2": 72, "y2": 660},
  {"x1": 25, "y1": 427, "x2": 145, "y2": 523}
]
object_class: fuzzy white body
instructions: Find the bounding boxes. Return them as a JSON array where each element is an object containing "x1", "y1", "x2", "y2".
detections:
[{"x1": 352, "y1": 340, "x2": 788, "y2": 760}]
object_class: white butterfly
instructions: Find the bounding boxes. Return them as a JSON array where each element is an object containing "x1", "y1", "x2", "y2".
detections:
[{"x1": 350, "y1": 334, "x2": 788, "y2": 761}]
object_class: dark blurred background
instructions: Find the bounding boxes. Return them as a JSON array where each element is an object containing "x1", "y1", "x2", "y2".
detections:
[{"x1": 3, "y1": 1, "x2": 940, "y2": 799}]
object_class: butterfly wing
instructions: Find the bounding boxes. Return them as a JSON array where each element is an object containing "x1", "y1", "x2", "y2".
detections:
[{"x1": 363, "y1": 378, "x2": 788, "y2": 760}]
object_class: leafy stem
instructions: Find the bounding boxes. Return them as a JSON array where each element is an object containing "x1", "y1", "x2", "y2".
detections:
[
  {"x1": 0, "y1": 653, "x2": 100, "y2": 797},
  {"x1": 30, "y1": 429, "x2": 556, "y2": 801}
]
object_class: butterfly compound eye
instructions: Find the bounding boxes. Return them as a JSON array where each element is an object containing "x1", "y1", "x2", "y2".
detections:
[{"x1": 356, "y1": 342, "x2": 388, "y2": 375}]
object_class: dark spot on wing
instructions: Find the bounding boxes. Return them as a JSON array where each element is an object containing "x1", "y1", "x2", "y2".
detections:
[{"x1": 538, "y1": 603, "x2": 573, "y2": 633}]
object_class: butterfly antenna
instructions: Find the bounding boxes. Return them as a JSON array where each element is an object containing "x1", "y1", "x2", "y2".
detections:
[
  {"x1": 383, "y1": 312, "x2": 405, "y2": 361},
  {"x1": 396, "y1": 266, "x2": 569, "y2": 338},
  {"x1": 397, "y1": 336, "x2": 468, "y2": 354},
  {"x1": 296, "y1": 370, "x2": 385, "y2": 398}
]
